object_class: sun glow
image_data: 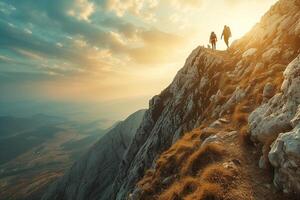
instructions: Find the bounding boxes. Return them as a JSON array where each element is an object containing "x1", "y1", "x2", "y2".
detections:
[{"x1": 1, "y1": 0, "x2": 278, "y2": 115}]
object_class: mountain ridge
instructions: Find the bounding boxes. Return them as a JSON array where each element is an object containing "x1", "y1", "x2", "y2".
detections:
[
  {"x1": 111, "y1": 0, "x2": 300, "y2": 198},
  {"x1": 42, "y1": 0, "x2": 300, "y2": 199}
]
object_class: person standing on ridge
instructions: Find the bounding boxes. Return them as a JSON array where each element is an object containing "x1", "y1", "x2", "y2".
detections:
[
  {"x1": 210, "y1": 32, "x2": 217, "y2": 50},
  {"x1": 221, "y1": 25, "x2": 232, "y2": 48}
]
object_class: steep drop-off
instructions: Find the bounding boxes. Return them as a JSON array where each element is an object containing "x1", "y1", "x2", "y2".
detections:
[
  {"x1": 42, "y1": 110, "x2": 146, "y2": 200},
  {"x1": 111, "y1": 0, "x2": 300, "y2": 199},
  {"x1": 43, "y1": 0, "x2": 300, "y2": 199}
]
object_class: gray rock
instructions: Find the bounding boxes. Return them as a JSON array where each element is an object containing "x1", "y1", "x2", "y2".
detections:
[
  {"x1": 162, "y1": 175, "x2": 176, "y2": 186},
  {"x1": 201, "y1": 135, "x2": 219, "y2": 147},
  {"x1": 111, "y1": 47, "x2": 227, "y2": 200},
  {"x1": 263, "y1": 82, "x2": 275, "y2": 100},
  {"x1": 269, "y1": 128, "x2": 300, "y2": 194},
  {"x1": 291, "y1": 106, "x2": 300, "y2": 128},
  {"x1": 248, "y1": 55, "x2": 300, "y2": 144},
  {"x1": 128, "y1": 187, "x2": 142, "y2": 200},
  {"x1": 259, "y1": 156, "x2": 268, "y2": 169},
  {"x1": 209, "y1": 120, "x2": 223, "y2": 128},
  {"x1": 249, "y1": 54, "x2": 300, "y2": 194},
  {"x1": 262, "y1": 48, "x2": 281, "y2": 63}
]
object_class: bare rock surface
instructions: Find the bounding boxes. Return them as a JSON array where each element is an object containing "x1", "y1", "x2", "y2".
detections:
[
  {"x1": 42, "y1": 0, "x2": 300, "y2": 199},
  {"x1": 250, "y1": 55, "x2": 300, "y2": 194},
  {"x1": 113, "y1": 0, "x2": 300, "y2": 197},
  {"x1": 112, "y1": 47, "x2": 228, "y2": 199}
]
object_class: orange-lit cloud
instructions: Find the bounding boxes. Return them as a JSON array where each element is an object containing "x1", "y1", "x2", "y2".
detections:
[{"x1": 0, "y1": 0, "x2": 278, "y2": 108}]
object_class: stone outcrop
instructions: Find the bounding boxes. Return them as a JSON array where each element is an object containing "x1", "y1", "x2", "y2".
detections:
[
  {"x1": 249, "y1": 55, "x2": 300, "y2": 194},
  {"x1": 112, "y1": 47, "x2": 229, "y2": 199}
]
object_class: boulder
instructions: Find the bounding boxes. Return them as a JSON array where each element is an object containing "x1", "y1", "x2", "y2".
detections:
[
  {"x1": 269, "y1": 127, "x2": 300, "y2": 194},
  {"x1": 249, "y1": 55, "x2": 300, "y2": 144},
  {"x1": 242, "y1": 48, "x2": 257, "y2": 58},
  {"x1": 262, "y1": 48, "x2": 281, "y2": 63},
  {"x1": 263, "y1": 82, "x2": 275, "y2": 100},
  {"x1": 249, "y1": 54, "x2": 300, "y2": 193}
]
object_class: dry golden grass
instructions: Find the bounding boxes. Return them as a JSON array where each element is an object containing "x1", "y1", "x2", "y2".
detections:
[
  {"x1": 238, "y1": 125, "x2": 252, "y2": 146},
  {"x1": 158, "y1": 177, "x2": 199, "y2": 200},
  {"x1": 273, "y1": 75, "x2": 284, "y2": 92},
  {"x1": 156, "y1": 141, "x2": 199, "y2": 178},
  {"x1": 232, "y1": 102, "x2": 249, "y2": 127},
  {"x1": 135, "y1": 34, "x2": 293, "y2": 200},
  {"x1": 222, "y1": 85, "x2": 237, "y2": 96},
  {"x1": 200, "y1": 164, "x2": 236, "y2": 189},
  {"x1": 233, "y1": 112, "x2": 248, "y2": 126},
  {"x1": 231, "y1": 100, "x2": 253, "y2": 147},
  {"x1": 185, "y1": 183, "x2": 223, "y2": 200},
  {"x1": 138, "y1": 169, "x2": 156, "y2": 193},
  {"x1": 138, "y1": 133, "x2": 201, "y2": 196},
  {"x1": 181, "y1": 143, "x2": 225, "y2": 176},
  {"x1": 198, "y1": 183, "x2": 223, "y2": 200}
]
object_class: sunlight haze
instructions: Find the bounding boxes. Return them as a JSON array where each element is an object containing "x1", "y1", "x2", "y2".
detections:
[{"x1": 0, "y1": 0, "x2": 278, "y2": 120}]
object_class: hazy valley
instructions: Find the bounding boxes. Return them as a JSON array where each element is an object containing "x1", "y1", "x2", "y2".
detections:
[{"x1": 0, "y1": 114, "x2": 108, "y2": 200}]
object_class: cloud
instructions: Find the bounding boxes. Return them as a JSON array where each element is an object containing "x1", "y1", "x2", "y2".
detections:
[
  {"x1": 104, "y1": 0, "x2": 158, "y2": 21},
  {"x1": 171, "y1": 0, "x2": 203, "y2": 8},
  {"x1": 0, "y1": 0, "x2": 191, "y2": 103},
  {"x1": 0, "y1": 55, "x2": 12, "y2": 63},
  {"x1": 67, "y1": 0, "x2": 95, "y2": 21},
  {"x1": 128, "y1": 29, "x2": 185, "y2": 64},
  {"x1": 224, "y1": 0, "x2": 240, "y2": 6},
  {"x1": 3, "y1": 0, "x2": 187, "y2": 67},
  {"x1": 106, "y1": 0, "x2": 143, "y2": 17},
  {"x1": 0, "y1": 1, "x2": 16, "y2": 15},
  {"x1": 16, "y1": 49, "x2": 44, "y2": 61}
]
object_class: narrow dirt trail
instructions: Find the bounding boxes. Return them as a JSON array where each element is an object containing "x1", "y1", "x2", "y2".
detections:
[{"x1": 215, "y1": 121, "x2": 296, "y2": 200}]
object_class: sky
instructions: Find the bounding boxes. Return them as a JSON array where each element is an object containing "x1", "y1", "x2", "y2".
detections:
[{"x1": 0, "y1": 0, "x2": 277, "y2": 121}]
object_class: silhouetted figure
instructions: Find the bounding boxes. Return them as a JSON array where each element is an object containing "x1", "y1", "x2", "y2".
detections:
[
  {"x1": 210, "y1": 32, "x2": 217, "y2": 50},
  {"x1": 221, "y1": 25, "x2": 232, "y2": 48}
]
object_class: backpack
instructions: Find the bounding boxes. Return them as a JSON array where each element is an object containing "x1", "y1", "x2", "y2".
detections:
[{"x1": 226, "y1": 27, "x2": 232, "y2": 37}]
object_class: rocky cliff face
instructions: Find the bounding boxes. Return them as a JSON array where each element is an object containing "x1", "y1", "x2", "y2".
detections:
[
  {"x1": 111, "y1": 48, "x2": 232, "y2": 199},
  {"x1": 42, "y1": 109, "x2": 146, "y2": 200},
  {"x1": 249, "y1": 55, "x2": 300, "y2": 194},
  {"x1": 111, "y1": 0, "x2": 300, "y2": 198},
  {"x1": 42, "y1": 0, "x2": 300, "y2": 199}
]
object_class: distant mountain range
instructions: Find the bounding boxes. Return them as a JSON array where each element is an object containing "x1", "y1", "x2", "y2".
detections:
[
  {"x1": 0, "y1": 114, "x2": 109, "y2": 200},
  {"x1": 42, "y1": 109, "x2": 146, "y2": 200}
]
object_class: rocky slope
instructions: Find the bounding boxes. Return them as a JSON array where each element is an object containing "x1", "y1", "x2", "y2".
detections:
[
  {"x1": 42, "y1": 109, "x2": 146, "y2": 200},
  {"x1": 249, "y1": 54, "x2": 300, "y2": 194},
  {"x1": 42, "y1": 0, "x2": 300, "y2": 199},
  {"x1": 110, "y1": 0, "x2": 300, "y2": 199}
]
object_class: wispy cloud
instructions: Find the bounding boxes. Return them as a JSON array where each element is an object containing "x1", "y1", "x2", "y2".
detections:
[{"x1": 0, "y1": 0, "x2": 277, "y2": 103}]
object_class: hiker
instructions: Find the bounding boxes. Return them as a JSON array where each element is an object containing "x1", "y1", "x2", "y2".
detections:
[
  {"x1": 210, "y1": 32, "x2": 217, "y2": 50},
  {"x1": 221, "y1": 25, "x2": 232, "y2": 48}
]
